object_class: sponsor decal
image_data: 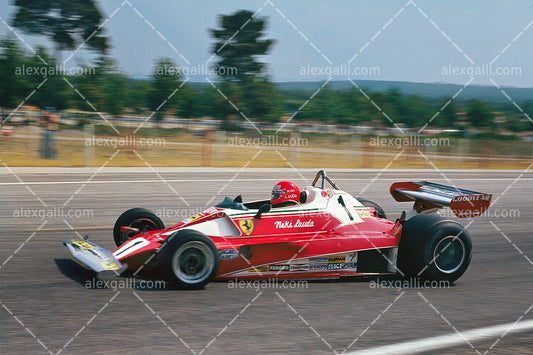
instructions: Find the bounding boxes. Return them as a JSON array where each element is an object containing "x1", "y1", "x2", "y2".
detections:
[
  {"x1": 327, "y1": 263, "x2": 345, "y2": 270},
  {"x1": 321, "y1": 190, "x2": 328, "y2": 197},
  {"x1": 245, "y1": 254, "x2": 357, "y2": 274},
  {"x1": 269, "y1": 264, "x2": 290, "y2": 271},
  {"x1": 310, "y1": 256, "x2": 328, "y2": 264},
  {"x1": 328, "y1": 255, "x2": 346, "y2": 263},
  {"x1": 72, "y1": 240, "x2": 95, "y2": 250},
  {"x1": 290, "y1": 264, "x2": 309, "y2": 272},
  {"x1": 274, "y1": 219, "x2": 315, "y2": 229},
  {"x1": 248, "y1": 266, "x2": 269, "y2": 273},
  {"x1": 239, "y1": 219, "x2": 255, "y2": 235},
  {"x1": 310, "y1": 264, "x2": 328, "y2": 270},
  {"x1": 308, "y1": 253, "x2": 357, "y2": 271},
  {"x1": 357, "y1": 210, "x2": 372, "y2": 218},
  {"x1": 101, "y1": 261, "x2": 118, "y2": 270},
  {"x1": 188, "y1": 214, "x2": 201, "y2": 222},
  {"x1": 452, "y1": 194, "x2": 491, "y2": 202},
  {"x1": 420, "y1": 185, "x2": 458, "y2": 197},
  {"x1": 219, "y1": 249, "x2": 239, "y2": 260}
]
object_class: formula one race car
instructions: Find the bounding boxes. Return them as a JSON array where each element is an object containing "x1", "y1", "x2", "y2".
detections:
[{"x1": 63, "y1": 170, "x2": 492, "y2": 289}]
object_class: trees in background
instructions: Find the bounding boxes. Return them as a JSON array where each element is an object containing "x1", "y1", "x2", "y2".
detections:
[
  {"x1": 210, "y1": 10, "x2": 273, "y2": 83},
  {"x1": 0, "y1": 38, "x2": 70, "y2": 109},
  {"x1": 0, "y1": 36, "x2": 513, "y2": 133},
  {"x1": 210, "y1": 10, "x2": 278, "y2": 123},
  {"x1": 467, "y1": 99, "x2": 495, "y2": 129},
  {"x1": 148, "y1": 58, "x2": 183, "y2": 124},
  {"x1": 438, "y1": 97, "x2": 459, "y2": 128},
  {"x1": 9, "y1": 0, "x2": 109, "y2": 112},
  {"x1": 0, "y1": 38, "x2": 30, "y2": 108},
  {"x1": 0, "y1": 4, "x2": 527, "y2": 134},
  {"x1": 11, "y1": 0, "x2": 108, "y2": 60}
]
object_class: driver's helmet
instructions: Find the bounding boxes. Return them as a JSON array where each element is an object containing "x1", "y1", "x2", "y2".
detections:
[{"x1": 271, "y1": 181, "x2": 300, "y2": 207}]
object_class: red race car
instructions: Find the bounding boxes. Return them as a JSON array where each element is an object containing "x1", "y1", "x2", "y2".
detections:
[{"x1": 64, "y1": 170, "x2": 492, "y2": 289}]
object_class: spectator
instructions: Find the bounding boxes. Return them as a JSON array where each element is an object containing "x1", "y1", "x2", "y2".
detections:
[{"x1": 41, "y1": 107, "x2": 60, "y2": 159}]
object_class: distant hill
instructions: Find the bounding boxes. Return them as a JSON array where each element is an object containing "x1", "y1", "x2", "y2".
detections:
[
  {"x1": 187, "y1": 80, "x2": 533, "y2": 103},
  {"x1": 276, "y1": 80, "x2": 533, "y2": 103}
]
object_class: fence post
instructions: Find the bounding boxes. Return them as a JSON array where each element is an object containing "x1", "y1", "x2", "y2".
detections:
[
  {"x1": 480, "y1": 141, "x2": 491, "y2": 169},
  {"x1": 202, "y1": 129, "x2": 213, "y2": 166},
  {"x1": 351, "y1": 135, "x2": 361, "y2": 167},
  {"x1": 29, "y1": 122, "x2": 40, "y2": 159},
  {"x1": 364, "y1": 135, "x2": 374, "y2": 168},
  {"x1": 84, "y1": 124, "x2": 94, "y2": 166},
  {"x1": 457, "y1": 138, "x2": 469, "y2": 168},
  {"x1": 214, "y1": 130, "x2": 226, "y2": 165},
  {"x1": 289, "y1": 132, "x2": 300, "y2": 168}
]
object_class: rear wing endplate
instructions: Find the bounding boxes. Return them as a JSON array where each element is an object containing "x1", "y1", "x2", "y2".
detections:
[{"x1": 390, "y1": 181, "x2": 491, "y2": 218}]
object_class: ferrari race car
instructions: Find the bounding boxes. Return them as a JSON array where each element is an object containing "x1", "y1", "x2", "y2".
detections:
[{"x1": 64, "y1": 170, "x2": 492, "y2": 289}]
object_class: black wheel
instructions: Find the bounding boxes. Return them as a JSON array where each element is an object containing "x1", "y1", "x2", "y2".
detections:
[
  {"x1": 357, "y1": 197, "x2": 387, "y2": 219},
  {"x1": 113, "y1": 208, "x2": 164, "y2": 247},
  {"x1": 397, "y1": 214, "x2": 472, "y2": 282},
  {"x1": 158, "y1": 230, "x2": 220, "y2": 289}
]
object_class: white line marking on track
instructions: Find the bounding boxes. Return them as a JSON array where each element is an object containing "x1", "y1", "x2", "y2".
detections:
[
  {"x1": 348, "y1": 318, "x2": 533, "y2": 355},
  {"x1": 0, "y1": 178, "x2": 532, "y2": 186}
]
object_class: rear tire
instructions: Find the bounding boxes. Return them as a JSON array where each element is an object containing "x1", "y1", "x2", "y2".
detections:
[
  {"x1": 158, "y1": 230, "x2": 220, "y2": 289},
  {"x1": 397, "y1": 214, "x2": 472, "y2": 282},
  {"x1": 113, "y1": 208, "x2": 164, "y2": 247},
  {"x1": 357, "y1": 198, "x2": 387, "y2": 219}
]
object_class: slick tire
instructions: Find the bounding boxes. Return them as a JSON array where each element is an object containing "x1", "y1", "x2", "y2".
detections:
[
  {"x1": 397, "y1": 214, "x2": 472, "y2": 283},
  {"x1": 113, "y1": 208, "x2": 164, "y2": 247},
  {"x1": 158, "y1": 230, "x2": 220, "y2": 289}
]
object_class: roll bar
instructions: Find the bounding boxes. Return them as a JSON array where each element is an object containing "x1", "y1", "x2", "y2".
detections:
[{"x1": 311, "y1": 170, "x2": 340, "y2": 190}]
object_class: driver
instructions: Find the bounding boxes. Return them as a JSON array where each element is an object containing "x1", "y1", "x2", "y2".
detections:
[{"x1": 271, "y1": 181, "x2": 300, "y2": 208}]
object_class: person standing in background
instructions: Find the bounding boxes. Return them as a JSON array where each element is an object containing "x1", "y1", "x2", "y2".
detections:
[{"x1": 41, "y1": 107, "x2": 60, "y2": 159}]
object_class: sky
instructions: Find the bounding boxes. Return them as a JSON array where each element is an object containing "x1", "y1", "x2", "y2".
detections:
[{"x1": 0, "y1": 0, "x2": 532, "y2": 87}]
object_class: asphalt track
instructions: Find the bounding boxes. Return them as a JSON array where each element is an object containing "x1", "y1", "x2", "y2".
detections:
[{"x1": 1, "y1": 168, "x2": 532, "y2": 354}]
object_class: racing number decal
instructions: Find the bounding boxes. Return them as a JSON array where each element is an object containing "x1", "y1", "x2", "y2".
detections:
[
  {"x1": 239, "y1": 219, "x2": 255, "y2": 235},
  {"x1": 71, "y1": 240, "x2": 95, "y2": 249}
]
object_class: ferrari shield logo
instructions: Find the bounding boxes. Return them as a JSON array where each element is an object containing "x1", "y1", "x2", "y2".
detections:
[{"x1": 239, "y1": 219, "x2": 254, "y2": 235}]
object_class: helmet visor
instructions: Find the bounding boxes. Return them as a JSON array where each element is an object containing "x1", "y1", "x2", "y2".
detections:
[{"x1": 271, "y1": 186, "x2": 284, "y2": 201}]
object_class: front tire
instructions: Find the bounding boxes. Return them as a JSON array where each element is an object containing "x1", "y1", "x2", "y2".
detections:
[
  {"x1": 158, "y1": 230, "x2": 220, "y2": 289},
  {"x1": 397, "y1": 214, "x2": 472, "y2": 282},
  {"x1": 113, "y1": 208, "x2": 164, "y2": 247}
]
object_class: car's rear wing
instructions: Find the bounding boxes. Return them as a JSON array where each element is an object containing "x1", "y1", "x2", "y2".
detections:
[{"x1": 390, "y1": 181, "x2": 491, "y2": 218}]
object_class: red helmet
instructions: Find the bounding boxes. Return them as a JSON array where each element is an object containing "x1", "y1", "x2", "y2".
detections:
[{"x1": 271, "y1": 181, "x2": 300, "y2": 206}]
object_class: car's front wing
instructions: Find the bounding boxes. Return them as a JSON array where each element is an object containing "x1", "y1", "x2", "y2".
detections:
[{"x1": 63, "y1": 238, "x2": 127, "y2": 279}]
